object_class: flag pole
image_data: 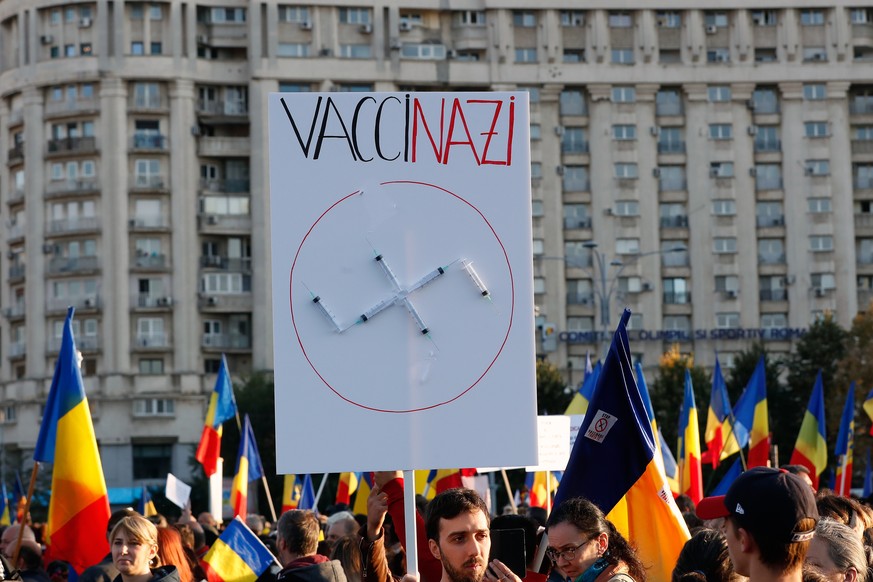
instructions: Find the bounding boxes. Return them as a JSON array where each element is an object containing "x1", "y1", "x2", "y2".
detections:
[
  {"x1": 262, "y1": 476, "x2": 278, "y2": 522},
  {"x1": 500, "y1": 469, "x2": 517, "y2": 513},
  {"x1": 703, "y1": 413, "x2": 747, "y2": 494},
  {"x1": 313, "y1": 473, "x2": 329, "y2": 508},
  {"x1": 10, "y1": 462, "x2": 39, "y2": 565},
  {"x1": 839, "y1": 454, "x2": 848, "y2": 497},
  {"x1": 546, "y1": 472, "x2": 552, "y2": 515},
  {"x1": 531, "y1": 532, "x2": 549, "y2": 572},
  {"x1": 403, "y1": 470, "x2": 419, "y2": 577}
]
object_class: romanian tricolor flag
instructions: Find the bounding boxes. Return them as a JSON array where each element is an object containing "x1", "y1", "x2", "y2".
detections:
[
  {"x1": 138, "y1": 485, "x2": 157, "y2": 518},
  {"x1": 789, "y1": 371, "x2": 827, "y2": 489},
  {"x1": 202, "y1": 516, "x2": 276, "y2": 582},
  {"x1": 864, "y1": 449, "x2": 872, "y2": 499},
  {"x1": 0, "y1": 483, "x2": 10, "y2": 526},
  {"x1": 195, "y1": 355, "x2": 237, "y2": 477},
  {"x1": 635, "y1": 362, "x2": 679, "y2": 495},
  {"x1": 554, "y1": 310, "x2": 689, "y2": 582},
  {"x1": 863, "y1": 388, "x2": 873, "y2": 436},
  {"x1": 282, "y1": 475, "x2": 301, "y2": 513},
  {"x1": 336, "y1": 472, "x2": 359, "y2": 506},
  {"x1": 701, "y1": 358, "x2": 731, "y2": 468},
  {"x1": 33, "y1": 307, "x2": 111, "y2": 574},
  {"x1": 564, "y1": 361, "x2": 601, "y2": 416},
  {"x1": 835, "y1": 383, "x2": 856, "y2": 497},
  {"x1": 13, "y1": 473, "x2": 25, "y2": 524},
  {"x1": 677, "y1": 371, "x2": 703, "y2": 504},
  {"x1": 722, "y1": 356, "x2": 768, "y2": 466},
  {"x1": 352, "y1": 472, "x2": 374, "y2": 515},
  {"x1": 230, "y1": 415, "x2": 265, "y2": 518},
  {"x1": 658, "y1": 429, "x2": 680, "y2": 496},
  {"x1": 298, "y1": 474, "x2": 317, "y2": 512},
  {"x1": 426, "y1": 469, "x2": 476, "y2": 494},
  {"x1": 710, "y1": 457, "x2": 743, "y2": 496},
  {"x1": 525, "y1": 471, "x2": 559, "y2": 508}
]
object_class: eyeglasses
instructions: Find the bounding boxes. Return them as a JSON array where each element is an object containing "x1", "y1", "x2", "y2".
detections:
[{"x1": 545, "y1": 538, "x2": 593, "y2": 563}]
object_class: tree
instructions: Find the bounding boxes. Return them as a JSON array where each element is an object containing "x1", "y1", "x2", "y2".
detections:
[
  {"x1": 650, "y1": 345, "x2": 710, "y2": 455},
  {"x1": 834, "y1": 308, "x2": 873, "y2": 484},
  {"x1": 537, "y1": 359, "x2": 571, "y2": 414},
  {"x1": 785, "y1": 313, "x2": 847, "y2": 409}
]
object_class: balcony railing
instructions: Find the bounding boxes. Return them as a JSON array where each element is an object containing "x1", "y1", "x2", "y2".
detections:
[
  {"x1": 46, "y1": 136, "x2": 97, "y2": 155},
  {"x1": 561, "y1": 142, "x2": 589, "y2": 154},
  {"x1": 135, "y1": 333, "x2": 169, "y2": 348},
  {"x1": 9, "y1": 187, "x2": 24, "y2": 203},
  {"x1": 199, "y1": 213, "x2": 252, "y2": 230},
  {"x1": 46, "y1": 179, "x2": 99, "y2": 196},
  {"x1": 759, "y1": 288, "x2": 787, "y2": 301},
  {"x1": 756, "y1": 177, "x2": 783, "y2": 190},
  {"x1": 134, "y1": 254, "x2": 167, "y2": 269},
  {"x1": 3, "y1": 304, "x2": 25, "y2": 318},
  {"x1": 750, "y1": 100, "x2": 780, "y2": 114},
  {"x1": 48, "y1": 256, "x2": 99, "y2": 274},
  {"x1": 8, "y1": 265, "x2": 25, "y2": 279},
  {"x1": 563, "y1": 216, "x2": 592, "y2": 229},
  {"x1": 8, "y1": 342, "x2": 26, "y2": 358},
  {"x1": 758, "y1": 253, "x2": 786, "y2": 264},
  {"x1": 45, "y1": 98, "x2": 100, "y2": 116},
  {"x1": 131, "y1": 134, "x2": 168, "y2": 150},
  {"x1": 656, "y1": 101, "x2": 683, "y2": 116},
  {"x1": 47, "y1": 216, "x2": 99, "y2": 234},
  {"x1": 128, "y1": 95, "x2": 167, "y2": 110},
  {"x1": 659, "y1": 178, "x2": 687, "y2": 191},
  {"x1": 7, "y1": 145, "x2": 24, "y2": 164},
  {"x1": 200, "y1": 256, "x2": 252, "y2": 271},
  {"x1": 129, "y1": 217, "x2": 168, "y2": 229},
  {"x1": 855, "y1": 177, "x2": 873, "y2": 189},
  {"x1": 850, "y1": 100, "x2": 873, "y2": 115},
  {"x1": 199, "y1": 178, "x2": 250, "y2": 193},
  {"x1": 197, "y1": 100, "x2": 248, "y2": 117},
  {"x1": 202, "y1": 333, "x2": 252, "y2": 349},
  {"x1": 660, "y1": 215, "x2": 688, "y2": 228},
  {"x1": 47, "y1": 295, "x2": 100, "y2": 311},
  {"x1": 49, "y1": 336, "x2": 100, "y2": 352},
  {"x1": 131, "y1": 175, "x2": 167, "y2": 190},
  {"x1": 657, "y1": 141, "x2": 686, "y2": 154},
  {"x1": 136, "y1": 294, "x2": 173, "y2": 308},
  {"x1": 851, "y1": 140, "x2": 873, "y2": 154},
  {"x1": 754, "y1": 139, "x2": 782, "y2": 152},
  {"x1": 756, "y1": 215, "x2": 785, "y2": 227},
  {"x1": 199, "y1": 293, "x2": 252, "y2": 310},
  {"x1": 855, "y1": 214, "x2": 873, "y2": 228},
  {"x1": 663, "y1": 291, "x2": 691, "y2": 304},
  {"x1": 567, "y1": 292, "x2": 594, "y2": 305},
  {"x1": 198, "y1": 136, "x2": 251, "y2": 156}
]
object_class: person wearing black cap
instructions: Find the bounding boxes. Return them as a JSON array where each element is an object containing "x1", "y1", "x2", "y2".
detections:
[{"x1": 696, "y1": 467, "x2": 818, "y2": 582}]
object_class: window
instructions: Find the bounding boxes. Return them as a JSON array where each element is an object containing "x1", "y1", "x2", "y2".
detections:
[
  {"x1": 805, "y1": 160, "x2": 830, "y2": 176},
  {"x1": 659, "y1": 49, "x2": 681, "y2": 64},
  {"x1": 716, "y1": 313, "x2": 740, "y2": 328},
  {"x1": 566, "y1": 317, "x2": 594, "y2": 332},
  {"x1": 616, "y1": 238, "x2": 640, "y2": 255},
  {"x1": 755, "y1": 164, "x2": 782, "y2": 190},
  {"x1": 132, "y1": 443, "x2": 173, "y2": 479},
  {"x1": 656, "y1": 11, "x2": 681, "y2": 28},
  {"x1": 614, "y1": 163, "x2": 638, "y2": 179},
  {"x1": 563, "y1": 49, "x2": 585, "y2": 63},
  {"x1": 751, "y1": 87, "x2": 779, "y2": 113},
  {"x1": 660, "y1": 203, "x2": 687, "y2": 227},
  {"x1": 278, "y1": 82, "x2": 313, "y2": 93},
  {"x1": 65, "y1": 44, "x2": 77, "y2": 57},
  {"x1": 704, "y1": 12, "x2": 729, "y2": 27},
  {"x1": 754, "y1": 125, "x2": 780, "y2": 151},
  {"x1": 856, "y1": 126, "x2": 873, "y2": 141},
  {"x1": 339, "y1": 7, "x2": 371, "y2": 24},
  {"x1": 713, "y1": 237, "x2": 737, "y2": 253},
  {"x1": 66, "y1": 7, "x2": 76, "y2": 22},
  {"x1": 751, "y1": 10, "x2": 777, "y2": 26},
  {"x1": 339, "y1": 44, "x2": 372, "y2": 59},
  {"x1": 131, "y1": 42, "x2": 144, "y2": 56},
  {"x1": 708, "y1": 86, "x2": 731, "y2": 102},
  {"x1": 803, "y1": 84, "x2": 826, "y2": 100},
  {"x1": 659, "y1": 166, "x2": 686, "y2": 191},
  {"x1": 715, "y1": 275, "x2": 740, "y2": 293},
  {"x1": 515, "y1": 48, "x2": 538, "y2": 63},
  {"x1": 531, "y1": 200, "x2": 544, "y2": 217},
  {"x1": 401, "y1": 44, "x2": 447, "y2": 60},
  {"x1": 560, "y1": 11, "x2": 585, "y2": 27},
  {"x1": 810, "y1": 235, "x2": 834, "y2": 252},
  {"x1": 562, "y1": 166, "x2": 589, "y2": 191},
  {"x1": 561, "y1": 127, "x2": 587, "y2": 153},
  {"x1": 800, "y1": 9, "x2": 824, "y2": 26},
  {"x1": 530, "y1": 163, "x2": 542, "y2": 179},
  {"x1": 618, "y1": 276, "x2": 642, "y2": 293},
  {"x1": 131, "y1": 4, "x2": 144, "y2": 19},
  {"x1": 50, "y1": 9, "x2": 61, "y2": 24},
  {"x1": 612, "y1": 86, "x2": 636, "y2": 103},
  {"x1": 563, "y1": 204, "x2": 591, "y2": 229},
  {"x1": 518, "y1": 86, "x2": 540, "y2": 103},
  {"x1": 614, "y1": 200, "x2": 639, "y2": 216},
  {"x1": 455, "y1": 11, "x2": 485, "y2": 26},
  {"x1": 150, "y1": 42, "x2": 162, "y2": 55},
  {"x1": 81, "y1": 43, "x2": 92, "y2": 56},
  {"x1": 812, "y1": 273, "x2": 836, "y2": 290},
  {"x1": 133, "y1": 397, "x2": 174, "y2": 416},
  {"x1": 762, "y1": 313, "x2": 787, "y2": 330},
  {"x1": 532, "y1": 239, "x2": 544, "y2": 256},
  {"x1": 710, "y1": 162, "x2": 735, "y2": 178},
  {"x1": 803, "y1": 48, "x2": 827, "y2": 62},
  {"x1": 608, "y1": 12, "x2": 632, "y2": 28},
  {"x1": 756, "y1": 201, "x2": 784, "y2": 226},
  {"x1": 656, "y1": 89, "x2": 683, "y2": 116},
  {"x1": 712, "y1": 199, "x2": 736, "y2": 216},
  {"x1": 755, "y1": 48, "x2": 778, "y2": 63},
  {"x1": 560, "y1": 89, "x2": 586, "y2": 116},
  {"x1": 201, "y1": 272, "x2": 250, "y2": 293},
  {"x1": 710, "y1": 124, "x2": 733, "y2": 140},
  {"x1": 150, "y1": 4, "x2": 162, "y2": 20},
  {"x1": 663, "y1": 278, "x2": 690, "y2": 304},
  {"x1": 50, "y1": 47, "x2": 60, "y2": 59},
  {"x1": 758, "y1": 239, "x2": 785, "y2": 263},
  {"x1": 805, "y1": 122, "x2": 828, "y2": 138},
  {"x1": 613, "y1": 125, "x2": 637, "y2": 140},
  {"x1": 513, "y1": 11, "x2": 536, "y2": 27},
  {"x1": 707, "y1": 49, "x2": 730, "y2": 63},
  {"x1": 279, "y1": 6, "x2": 309, "y2": 22},
  {"x1": 207, "y1": 7, "x2": 246, "y2": 23},
  {"x1": 533, "y1": 277, "x2": 545, "y2": 294},
  {"x1": 611, "y1": 49, "x2": 634, "y2": 64},
  {"x1": 566, "y1": 279, "x2": 593, "y2": 303},
  {"x1": 564, "y1": 242, "x2": 592, "y2": 268},
  {"x1": 663, "y1": 315, "x2": 691, "y2": 332},
  {"x1": 0, "y1": 405, "x2": 16, "y2": 424},
  {"x1": 808, "y1": 198, "x2": 831, "y2": 213},
  {"x1": 530, "y1": 124, "x2": 541, "y2": 140}
]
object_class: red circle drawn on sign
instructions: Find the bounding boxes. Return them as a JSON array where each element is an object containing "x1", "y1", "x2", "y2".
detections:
[
  {"x1": 289, "y1": 180, "x2": 515, "y2": 414},
  {"x1": 594, "y1": 417, "x2": 608, "y2": 432}
]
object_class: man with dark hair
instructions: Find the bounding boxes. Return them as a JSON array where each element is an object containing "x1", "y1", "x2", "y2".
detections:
[
  {"x1": 276, "y1": 510, "x2": 347, "y2": 582},
  {"x1": 780, "y1": 464, "x2": 814, "y2": 489},
  {"x1": 697, "y1": 467, "x2": 818, "y2": 581},
  {"x1": 15, "y1": 541, "x2": 50, "y2": 582}
]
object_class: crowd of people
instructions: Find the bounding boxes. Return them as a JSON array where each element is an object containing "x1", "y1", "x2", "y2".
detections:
[{"x1": 1, "y1": 467, "x2": 872, "y2": 582}]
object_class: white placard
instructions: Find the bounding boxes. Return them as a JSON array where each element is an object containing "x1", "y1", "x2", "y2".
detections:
[
  {"x1": 526, "y1": 416, "x2": 571, "y2": 472},
  {"x1": 270, "y1": 92, "x2": 537, "y2": 473},
  {"x1": 568, "y1": 414, "x2": 586, "y2": 451},
  {"x1": 165, "y1": 473, "x2": 192, "y2": 509}
]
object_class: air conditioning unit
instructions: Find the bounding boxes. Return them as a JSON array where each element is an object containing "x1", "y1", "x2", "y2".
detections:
[
  {"x1": 747, "y1": 125, "x2": 758, "y2": 136},
  {"x1": 746, "y1": 99, "x2": 757, "y2": 110},
  {"x1": 128, "y1": 219, "x2": 137, "y2": 228},
  {"x1": 748, "y1": 167, "x2": 757, "y2": 177},
  {"x1": 360, "y1": 24, "x2": 373, "y2": 34},
  {"x1": 642, "y1": 282, "x2": 653, "y2": 291},
  {"x1": 650, "y1": 126, "x2": 660, "y2": 136},
  {"x1": 197, "y1": 35, "x2": 209, "y2": 44},
  {"x1": 814, "y1": 287, "x2": 825, "y2": 297},
  {"x1": 207, "y1": 216, "x2": 219, "y2": 225},
  {"x1": 554, "y1": 126, "x2": 565, "y2": 136},
  {"x1": 446, "y1": 49, "x2": 457, "y2": 58},
  {"x1": 556, "y1": 165, "x2": 565, "y2": 176},
  {"x1": 705, "y1": 25, "x2": 718, "y2": 34},
  {"x1": 773, "y1": 216, "x2": 785, "y2": 226},
  {"x1": 709, "y1": 167, "x2": 722, "y2": 178},
  {"x1": 207, "y1": 296, "x2": 218, "y2": 306},
  {"x1": 157, "y1": 297, "x2": 173, "y2": 306},
  {"x1": 726, "y1": 289, "x2": 738, "y2": 299},
  {"x1": 83, "y1": 298, "x2": 94, "y2": 307},
  {"x1": 41, "y1": 35, "x2": 53, "y2": 44},
  {"x1": 42, "y1": 244, "x2": 54, "y2": 254},
  {"x1": 300, "y1": 20, "x2": 313, "y2": 30},
  {"x1": 190, "y1": 125, "x2": 201, "y2": 136},
  {"x1": 812, "y1": 53, "x2": 826, "y2": 61},
  {"x1": 399, "y1": 21, "x2": 413, "y2": 32},
  {"x1": 319, "y1": 48, "x2": 332, "y2": 57},
  {"x1": 652, "y1": 168, "x2": 661, "y2": 177},
  {"x1": 79, "y1": 17, "x2": 92, "y2": 28}
]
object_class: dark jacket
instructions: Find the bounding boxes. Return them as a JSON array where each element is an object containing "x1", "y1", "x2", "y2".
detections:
[
  {"x1": 112, "y1": 566, "x2": 181, "y2": 582},
  {"x1": 276, "y1": 555, "x2": 347, "y2": 582},
  {"x1": 80, "y1": 553, "x2": 118, "y2": 582}
]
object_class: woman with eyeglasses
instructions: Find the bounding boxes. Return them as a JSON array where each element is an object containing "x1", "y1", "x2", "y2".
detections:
[{"x1": 545, "y1": 497, "x2": 646, "y2": 582}]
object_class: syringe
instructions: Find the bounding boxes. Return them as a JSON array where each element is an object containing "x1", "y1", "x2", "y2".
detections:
[{"x1": 461, "y1": 260, "x2": 491, "y2": 298}]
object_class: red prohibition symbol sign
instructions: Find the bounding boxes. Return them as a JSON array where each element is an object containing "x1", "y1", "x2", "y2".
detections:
[{"x1": 594, "y1": 417, "x2": 609, "y2": 432}]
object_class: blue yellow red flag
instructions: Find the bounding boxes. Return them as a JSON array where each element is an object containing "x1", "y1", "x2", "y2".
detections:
[
  {"x1": 139, "y1": 485, "x2": 157, "y2": 517},
  {"x1": 202, "y1": 516, "x2": 276, "y2": 582},
  {"x1": 677, "y1": 370, "x2": 703, "y2": 503},
  {"x1": 352, "y1": 472, "x2": 374, "y2": 515},
  {"x1": 282, "y1": 475, "x2": 301, "y2": 513},
  {"x1": 298, "y1": 474, "x2": 317, "y2": 512},
  {"x1": 230, "y1": 415, "x2": 265, "y2": 518},
  {"x1": 835, "y1": 383, "x2": 856, "y2": 497},
  {"x1": 336, "y1": 472, "x2": 359, "y2": 505},
  {"x1": 0, "y1": 483, "x2": 10, "y2": 526},
  {"x1": 564, "y1": 362, "x2": 602, "y2": 416},
  {"x1": 721, "y1": 356, "x2": 768, "y2": 465},
  {"x1": 33, "y1": 307, "x2": 111, "y2": 574},
  {"x1": 196, "y1": 355, "x2": 238, "y2": 477},
  {"x1": 702, "y1": 357, "x2": 731, "y2": 468},
  {"x1": 789, "y1": 371, "x2": 827, "y2": 489},
  {"x1": 554, "y1": 309, "x2": 689, "y2": 581}
]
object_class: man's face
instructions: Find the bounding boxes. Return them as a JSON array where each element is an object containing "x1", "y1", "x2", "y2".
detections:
[
  {"x1": 722, "y1": 517, "x2": 750, "y2": 577},
  {"x1": 327, "y1": 522, "x2": 347, "y2": 546},
  {"x1": 429, "y1": 509, "x2": 490, "y2": 582}
]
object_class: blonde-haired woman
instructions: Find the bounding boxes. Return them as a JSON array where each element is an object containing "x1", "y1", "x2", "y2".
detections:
[{"x1": 110, "y1": 515, "x2": 179, "y2": 582}]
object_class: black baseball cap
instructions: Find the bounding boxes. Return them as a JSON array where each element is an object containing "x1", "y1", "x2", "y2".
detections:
[{"x1": 697, "y1": 467, "x2": 818, "y2": 544}]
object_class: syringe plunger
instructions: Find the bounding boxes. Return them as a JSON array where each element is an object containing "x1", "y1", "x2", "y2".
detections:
[{"x1": 462, "y1": 260, "x2": 490, "y2": 297}]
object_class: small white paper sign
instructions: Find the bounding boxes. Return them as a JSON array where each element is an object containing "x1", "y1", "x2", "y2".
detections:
[
  {"x1": 568, "y1": 414, "x2": 586, "y2": 451},
  {"x1": 165, "y1": 473, "x2": 192, "y2": 509},
  {"x1": 526, "y1": 416, "x2": 570, "y2": 472},
  {"x1": 584, "y1": 410, "x2": 619, "y2": 444}
]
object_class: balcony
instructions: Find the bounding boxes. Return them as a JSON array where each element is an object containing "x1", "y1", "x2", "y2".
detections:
[
  {"x1": 136, "y1": 294, "x2": 174, "y2": 308},
  {"x1": 129, "y1": 217, "x2": 168, "y2": 230},
  {"x1": 46, "y1": 179, "x2": 100, "y2": 197},
  {"x1": 656, "y1": 101, "x2": 683, "y2": 116},
  {"x1": 134, "y1": 254, "x2": 167, "y2": 269},
  {"x1": 198, "y1": 136, "x2": 251, "y2": 156},
  {"x1": 3, "y1": 304, "x2": 25, "y2": 319},
  {"x1": 852, "y1": 140, "x2": 873, "y2": 155},
  {"x1": 199, "y1": 178, "x2": 250, "y2": 193},
  {"x1": 128, "y1": 95, "x2": 168, "y2": 111},
  {"x1": 48, "y1": 256, "x2": 99, "y2": 274},
  {"x1": 135, "y1": 333, "x2": 170, "y2": 348},
  {"x1": 199, "y1": 293, "x2": 253, "y2": 311},
  {"x1": 131, "y1": 134, "x2": 168, "y2": 151},
  {"x1": 7, "y1": 145, "x2": 24, "y2": 164},
  {"x1": 49, "y1": 336, "x2": 100, "y2": 352},
  {"x1": 8, "y1": 342, "x2": 26, "y2": 358},
  {"x1": 756, "y1": 215, "x2": 785, "y2": 227},
  {"x1": 755, "y1": 177, "x2": 783, "y2": 190},
  {"x1": 855, "y1": 177, "x2": 873, "y2": 189},
  {"x1": 198, "y1": 213, "x2": 251, "y2": 231},
  {"x1": 47, "y1": 216, "x2": 99, "y2": 234},
  {"x1": 8, "y1": 265, "x2": 25, "y2": 280},
  {"x1": 759, "y1": 288, "x2": 787, "y2": 301},
  {"x1": 197, "y1": 100, "x2": 248, "y2": 118},
  {"x1": 44, "y1": 98, "x2": 100, "y2": 117},
  {"x1": 657, "y1": 141, "x2": 686, "y2": 154},
  {"x1": 47, "y1": 295, "x2": 100, "y2": 312},
  {"x1": 750, "y1": 99, "x2": 780, "y2": 115},
  {"x1": 850, "y1": 100, "x2": 873, "y2": 115},
  {"x1": 46, "y1": 137, "x2": 97, "y2": 156},
  {"x1": 660, "y1": 215, "x2": 688, "y2": 228},
  {"x1": 663, "y1": 291, "x2": 691, "y2": 304},
  {"x1": 659, "y1": 178, "x2": 686, "y2": 191},
  {"x1": 758, "y1": 253, "x2": 786, "y2": 265},
  {"x1": 855, "y1": 214, "x2": 873, "y2": 230},
  {"x1": 561, "y1": 141, "x2": 589, "y2": 155},
  {"x1": 201, "y1": 333, "x2": 252, "y2": 349},
  {"x1": 566, "y1": 292, "x2": 594, "y2": 305},
  {"x1": 8, "y1": 187, "x2": 24, "y2": 204},
  {"x1": 754, "y1": 139, "x2": 782, "y2": 152},
  {"x1": 200, "y1": 256, "x2": 251, "y2": 271},
  {"x1": 563, "y1": 217, "x2": 592, "y2": 229},
  {"x1": 130, "y1": 175, "x2": 168, "y2": 191}
]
